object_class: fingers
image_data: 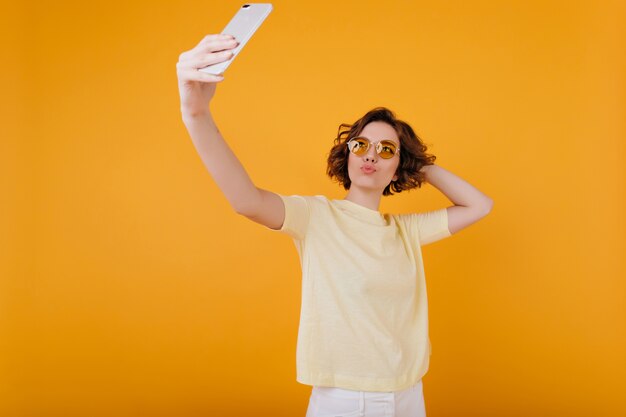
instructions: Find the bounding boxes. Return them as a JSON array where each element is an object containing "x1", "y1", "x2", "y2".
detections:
[
  {"x1": 195, "y1": 33, "x2": 236, "y2": 50},
  {"x1": 177, "y1": 49, "x2": 233, "y2": 71},
  {"x1": 177, "y1": 61, "x2": 227, "y2": 83},
  {"x1": 179, "y1": 68, "x2": 225, "y2": 83},
  {"x1": 177, "y1": 34, "x2": 239, "y2": 83},
  {"x1": 179, "y1": 35, "x2": 238, "y2": 64},
  {"x1": 201, "y1": 38, "x2": 239, "y2": 54},
  {"x1": 201, "y1": 33, "x2": 237, "y2": 43}
]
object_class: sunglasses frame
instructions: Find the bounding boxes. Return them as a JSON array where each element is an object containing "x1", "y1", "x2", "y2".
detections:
[{"x1": 346, "y1": 136, "x2": 401, "y2": 159}]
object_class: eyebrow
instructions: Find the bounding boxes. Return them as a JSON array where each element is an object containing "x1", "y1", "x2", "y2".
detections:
[{"x1": 359, "y1": 135, "x2": 400, "y2": 146}]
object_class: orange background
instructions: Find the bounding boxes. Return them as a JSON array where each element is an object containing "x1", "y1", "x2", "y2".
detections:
[{"x1": 2, "y1": 0, "x2": 625, "y2": 416}]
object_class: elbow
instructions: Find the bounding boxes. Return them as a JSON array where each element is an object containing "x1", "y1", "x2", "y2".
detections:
[
  {"x1": 232, "y1": 188, "x2": 264, "y2": 217},
  {"x1": 469, "y1": 197, "x2": 493, "y2": 217},
  {"x1": 234, "y1": 204, "x2": 256, "y2": 217},
  {"x1": 481, "y1": 197, "x2": 494, "y2": 215}
]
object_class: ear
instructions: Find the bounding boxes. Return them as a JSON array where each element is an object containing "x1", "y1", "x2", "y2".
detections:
[{"x1": 392, "y1": 174, "x2": 398, "y2": 182}]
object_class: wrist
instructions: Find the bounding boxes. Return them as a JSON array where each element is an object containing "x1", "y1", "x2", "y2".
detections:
[
  {"x1": 182, "y1": 108, "x2": 213, "y2": 123},
  {"x1": 420, "y1": 164, "x2": 435, "y2": 181},
  {"x1": 420, "y1": 164, "x2": 433, "y2": 173}
]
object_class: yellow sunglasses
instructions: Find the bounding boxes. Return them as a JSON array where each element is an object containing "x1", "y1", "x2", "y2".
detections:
[{"x1": 346, "y1": 137, "x2": 400, "y2": 159}]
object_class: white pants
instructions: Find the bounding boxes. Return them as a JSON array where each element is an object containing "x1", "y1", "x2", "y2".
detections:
[{"x1": 305, "y1": 379, "x2": 426, "y2": 417}]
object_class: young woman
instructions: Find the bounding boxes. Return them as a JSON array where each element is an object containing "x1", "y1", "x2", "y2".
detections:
[{"x1": 177, "y1": 34, "x2": 493, "y2": 417}]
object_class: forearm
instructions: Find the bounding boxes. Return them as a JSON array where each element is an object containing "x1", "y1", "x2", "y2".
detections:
[
  {"x1": 421, "y1": 164, "x2": 493, "y2": 209},
  {"x1": 182, "y1": 111, "x2": 261, "y2": 214}
]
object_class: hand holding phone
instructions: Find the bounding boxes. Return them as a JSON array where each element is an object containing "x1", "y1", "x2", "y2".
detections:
[
  {"x1": 177, "y1": 34, "x2": 239, "y2": 115},
  {"x1": 176, "y1": 4, "x2": 273, "y2": 116},
  {"x1": 199, "y1": 3, "x2": 273, "y2": 76}
]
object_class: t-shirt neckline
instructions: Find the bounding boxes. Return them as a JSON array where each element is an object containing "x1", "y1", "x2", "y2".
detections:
[{"x1": 331, "y1": 198, "x2": 388, "y2": 226}]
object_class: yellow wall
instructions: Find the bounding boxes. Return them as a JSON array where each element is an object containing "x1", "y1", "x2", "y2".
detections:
[{"x1": 2, "y1": 0, "x2": 625, "y2": 416}]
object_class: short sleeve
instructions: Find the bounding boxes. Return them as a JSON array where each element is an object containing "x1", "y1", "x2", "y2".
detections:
[
  {"x1": 264, "y1": 194, "x2": 310, "y2": 240},
  {"x1": 398, "y1": 207, "x2": 451, "y2": 246}
]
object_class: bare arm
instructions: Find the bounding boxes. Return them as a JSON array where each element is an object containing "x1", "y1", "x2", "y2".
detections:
[
  {"x1": 421, "y1": 164, "x2": 494, "y2": 234},
  {"x1": 182, "y1": 113, "x2": 285, "y2": 227},
  {"x1": 182, "y1": 112, "x2": 258, "y2": 213},
  {"x1": 178, "y1": 34, "x2": 285, "y2": 229}
]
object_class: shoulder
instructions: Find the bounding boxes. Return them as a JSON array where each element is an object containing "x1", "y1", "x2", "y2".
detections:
[
  {"x1": 298, "y1": 194, "x2": 331, "y2": 208},
  {"x1": 277, "y1": 193, "x2": 329, "y2": 211}
]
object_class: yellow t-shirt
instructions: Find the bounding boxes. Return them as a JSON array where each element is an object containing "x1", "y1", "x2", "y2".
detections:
[{"x1": 266, "y1": 194, "x2": 451, "y2": 392}]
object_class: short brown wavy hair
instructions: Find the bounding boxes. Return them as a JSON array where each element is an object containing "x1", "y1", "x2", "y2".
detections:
[{"x1": 326, "y1": 107, "x2": 437, "y2": 196}]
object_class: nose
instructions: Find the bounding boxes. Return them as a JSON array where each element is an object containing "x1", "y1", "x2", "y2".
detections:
[{"x1": 363, "y1": 143, "x2": 378, "y2": 162}]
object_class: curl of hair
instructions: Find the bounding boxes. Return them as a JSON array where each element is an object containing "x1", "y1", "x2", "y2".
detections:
[{"x1": 326, "y1": 107, "x2": 436, "y2": 196}]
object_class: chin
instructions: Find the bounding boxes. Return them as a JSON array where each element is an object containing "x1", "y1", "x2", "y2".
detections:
[{"x1": 351, "y1": 181, "x2": 385, "y2": 192}]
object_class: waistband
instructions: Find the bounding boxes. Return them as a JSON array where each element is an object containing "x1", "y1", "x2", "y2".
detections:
[{"x1": 312, "y1": 379, "x2": 422, "y2": 399}]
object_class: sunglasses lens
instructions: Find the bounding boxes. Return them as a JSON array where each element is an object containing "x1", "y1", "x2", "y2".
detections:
[
  {"x1": 348, "y1": 138, "x2": 398, "y2": 158},
  {"x1": 378, "y1": 141, "x2": 398, "y2": 159},
  {"x1": 348, "y1": 138, "x2": 369, "y2": 155}
]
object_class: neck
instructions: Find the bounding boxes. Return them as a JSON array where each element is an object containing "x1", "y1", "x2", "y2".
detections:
[{"x1": 343, "y1": 189, "x2": 382, "y2": 211}]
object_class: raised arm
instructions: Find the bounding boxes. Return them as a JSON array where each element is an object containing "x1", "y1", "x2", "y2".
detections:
[
  {"x1": 177, "y1": 34, "x2": 285, "y2": 230},
  {"x1": 420, "y1": 164, "x2": 494, "y2": 235}
]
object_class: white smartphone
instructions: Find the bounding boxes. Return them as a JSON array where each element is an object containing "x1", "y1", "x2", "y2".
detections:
[{"x1": 199, "y1": 3, "x2": 273, "y2": 75}]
